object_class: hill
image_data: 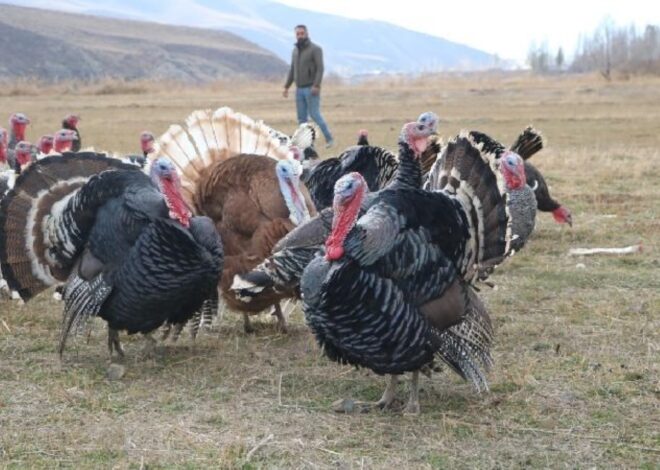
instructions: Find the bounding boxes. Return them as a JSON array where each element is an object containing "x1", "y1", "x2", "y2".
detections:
[
  {"x1": 0, "y1": 3, "x2": 288, "y2": 82},
  {"x1": 1, "y1": 0, "x2": 502, "y2": 75}
]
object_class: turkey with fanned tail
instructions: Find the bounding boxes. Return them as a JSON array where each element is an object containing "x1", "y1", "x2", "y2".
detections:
[
  {"x1": 153, "y1": 107, "x2": 316, "y2": 333},
  {"x1": 0, "y1": 153, "x2": 223, "y2": 359},
  {"x1": 298, "y1": 124, "x2": 519, "y2": 413},
  {"x1": 230, "y1": 112, "x2": 439, "y2": 311},
  {"x1": 468, "y1": 127, "x2": 571, "y2": 228},
  {"x1": 449, "y1": 129, "x2": 537, "y2": 253}
]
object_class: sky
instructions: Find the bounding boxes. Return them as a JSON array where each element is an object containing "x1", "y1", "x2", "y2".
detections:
[{"x1": 276, "y1": 0, "x2": 660, "y2": 62}]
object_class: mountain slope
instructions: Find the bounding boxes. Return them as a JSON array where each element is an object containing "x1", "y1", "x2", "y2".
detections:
[
  {"x1": 1, "y1": 0, "x2": 499, "y2": 75},
  {"x1": 0, "y1": 3, "x2": 287, "y2": 82}
]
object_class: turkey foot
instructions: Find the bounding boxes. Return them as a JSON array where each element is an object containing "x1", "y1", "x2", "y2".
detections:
[
  {"x1": 376, "y1": 374, "x2": 399, "y2": 409},
  {"x1": 107, "y1": 328, "x2": 125, "y2": 359},
  {"x1": 140, "y1": 333, "x2": 158, "y2": 357},
  {"x1": 271, "y1": 303, "x2": 288, "y2": 333},
  {"x1": 403, "y1": 371, "x2": 421, "y2": 415}
]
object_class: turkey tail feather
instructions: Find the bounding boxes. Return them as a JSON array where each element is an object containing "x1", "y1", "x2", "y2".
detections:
[
  {"x1": 155, "y1": 107, "x2": 290, "y2": 208},
  {"x1": 58, "y1": 271, "x2": 113, "y2": 356},
  {"x1": 433, "y1": 287, "x2": 493, "y2": 391},
  {"x1": 0, "y1": 153, "x2": 138, "y2": 300},
  {"x1": 426, "y1": 132, "x2": 511, "y2": 282},
  {"x1": 510, "y1": 126, "x2": 543, "y2": 160}
]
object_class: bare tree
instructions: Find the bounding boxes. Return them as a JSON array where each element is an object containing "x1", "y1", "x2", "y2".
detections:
[{"x1": 556, "y1": 47, "x2": 565, "y2": 70}]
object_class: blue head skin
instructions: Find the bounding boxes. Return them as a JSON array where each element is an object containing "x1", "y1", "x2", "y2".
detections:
[
  {"x1": 276, "y1": 159, "x2": 309, "y2": 226},
  {"x1": 417, "y1": 111, "x2": 439, "y2": 134},
  {"x1": 500, "y1": 150, "x2": 526, "y2": 191}
]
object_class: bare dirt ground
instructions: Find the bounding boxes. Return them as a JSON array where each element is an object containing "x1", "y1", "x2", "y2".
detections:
[{"x1": 1, "y1": 73, "x2": 658, "y2": 468}]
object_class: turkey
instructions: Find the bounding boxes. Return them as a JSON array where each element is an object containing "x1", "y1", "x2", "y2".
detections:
[
  {"x1": 356, "y1": 129, "x2": 369, "y2": 146},
  {"x1": 7, "y1": 113, "x2": 30, "y2": 168},
  {"x1": 1, "y1": 141, "x2": 34, "y2": 194},
  {"x1": 155, "y1": 106, "x2": 316, "y2": 333},
  {"x1": 52, "y1": 129, "x2": 79, "y2": 153},
  {"x1": 36, "y1": 135, "x2": 55, "y2": 156},
  {"x1": 0, "y1": 153, "x2": 223, "y2": 359},
  {"x1": 0, "y1": 128, "x2": 8, "y2": 168},
  {"x1": 459, "y1": 130, "x2": 537, "y2": 251},
  {"x1": 472, "y1": 127, "x2": 572, "y2": 227},
  {"x1": 121, "y1": 131, "x2": 156, "y2": 169},
  {"x1": 61, "y1": 114, "x2": 81, "y2": 152},
  {"x1": 8, "y1": 113, "x2": 30, "y2": 150},
  {"x1": 303, "y1": 112, "x2": 441, "y2": 210},
  {"x1": 298, "y1": 125, "x2": 517, "y2": 413},
  {"x1": 230, "y1": 113, "x2": 439, "y2": 318},
  {"x1": 510, "y1": 127, "x2": 572, "y2": 226}
]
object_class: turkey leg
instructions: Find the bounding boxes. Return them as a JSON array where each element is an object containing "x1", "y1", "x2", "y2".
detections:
[
  {"x1": 404, "y1": 371, "x2": 421, "y2": 414},
  {"x1": 107, "y1": 328, "x2": 125, "y2": 358},
  {"x1": 272, "y1": 303, "x2": 288, "y2": 333}
]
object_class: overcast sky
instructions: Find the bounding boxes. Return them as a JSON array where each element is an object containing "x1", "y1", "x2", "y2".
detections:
[{"x1": 277, "y1": 0, "x2": 659, "y2": 62}]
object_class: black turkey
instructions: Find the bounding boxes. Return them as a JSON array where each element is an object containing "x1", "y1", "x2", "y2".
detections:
[
  {"x1": 299, "y1": 126, "x2": 516, "y2": 413},
  {"x1": 476, "y1": 126, "x2": 572, "y2": 227},
  {"x1": 462, "y1": 130, "x2": 537, "y2": 251},
  {"x1": 0, "y1": 153, "x2": 223, "y2": 359},
  {"x1": 303, "y1": 112, "x2": 441, "y2": 211},
  {"x1": 230, "y1": 113, "x2": 439, "y2": 308}
]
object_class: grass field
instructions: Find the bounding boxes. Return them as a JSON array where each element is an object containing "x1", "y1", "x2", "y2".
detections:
[{"x1": 1, "y1": 73, "x2": 658, "y2": 469}]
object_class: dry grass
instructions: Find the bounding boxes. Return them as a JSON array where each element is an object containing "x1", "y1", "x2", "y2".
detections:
[{"x1": 1, "y1": 72, "x2": 659, "y2": 469}]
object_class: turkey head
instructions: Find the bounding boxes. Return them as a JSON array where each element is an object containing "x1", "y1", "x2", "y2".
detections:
[
  {"x1": 14, "y1": 141, "x2": 33, "y2": 171},
  {"x1": 500, "y1": 151, "x2": 526, "y2": 189},
  {"x1": 276, "y1": 158, "x2": 310, "y2": 226},
  {"x1": 325, "y1": 172, "x2": 367, "y2": 261},
  {"x1": 38, "y1": 135, "x2": 54, "y2": 155},
  {"x1": 53, "y1": 129, "x2": 78, "y2": 153},
  {"x1": 9, "y1": 113, "x2": 30, "y2": 142},
  {"x1": 150, "y1": 157, "x2": 192, "y2": 228}
]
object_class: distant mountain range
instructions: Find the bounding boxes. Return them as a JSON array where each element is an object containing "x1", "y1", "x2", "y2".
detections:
[
  {"x1": 0, "y1": 3, "x2": 287, "y2": 82},
  {"x1": 1, "y1": 0, "x2": 502, "y2": 79}
]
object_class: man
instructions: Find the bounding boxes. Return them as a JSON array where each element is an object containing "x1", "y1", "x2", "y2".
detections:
[{"x1": 283, "y1": 25, "x2": 334, "y2": 149}]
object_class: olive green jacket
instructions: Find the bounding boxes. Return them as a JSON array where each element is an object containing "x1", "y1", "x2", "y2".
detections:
[{"x1": 284, "y1": 38, "x2": 324, "y2": 89}]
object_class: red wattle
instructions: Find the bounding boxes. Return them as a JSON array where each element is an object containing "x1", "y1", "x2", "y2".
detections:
[{"x1": 162, "y1": 177, "x2": 191, "y2": 227}]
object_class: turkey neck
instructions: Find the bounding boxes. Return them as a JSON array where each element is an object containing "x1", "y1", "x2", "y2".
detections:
[
  {"x1": 325, "y1": 187, "x2": 365, "y2": 261},
  {"x1": 0, "y1": 145, "x2": 6, "y2": 164},
  {"x1": 160, "y1": 177, "x2": 191, "y2": 227},
  {"x1": 11, "y1": 124, "x2": 27, "y2": 146},
  {"x1": 54, "y1": 141, "x2": 71, "y2": 153},
  {"x1": 391, "y1": 141, "x2": 421, "y2": 189}
]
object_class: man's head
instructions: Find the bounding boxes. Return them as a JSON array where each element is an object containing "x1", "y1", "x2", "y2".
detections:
[{"x1": 295, "y1": 25, "x2": 308, "y2": 44}]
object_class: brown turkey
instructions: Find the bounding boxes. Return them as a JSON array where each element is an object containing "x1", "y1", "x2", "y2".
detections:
[{"x1": 155, "y1": 107, "x2": 317, "y2": 332}]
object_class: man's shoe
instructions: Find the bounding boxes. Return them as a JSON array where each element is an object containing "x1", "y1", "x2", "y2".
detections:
[{"x1": 325, "y1": 140, "x2": 335, "y2": 149}]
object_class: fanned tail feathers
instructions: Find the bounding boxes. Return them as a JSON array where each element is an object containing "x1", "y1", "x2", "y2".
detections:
[
  {"x1": 290, "y1": 122, "x2": 317, "y2": 151},
  {"x1": 0, "y1": 153, "x2": 139, "y2": 300},
  {"x1": 433, "y1": 287, "x2": 494, "y2": 391},
  {"x1": 58, "y1": 271, "x2": 113, "y2": 356},
  {"x1": 426, "y1": 132, "x2": 512, "y2": 283},
  {"x1": 155, "y1": 107, "x2": 291, "y2": 207}
]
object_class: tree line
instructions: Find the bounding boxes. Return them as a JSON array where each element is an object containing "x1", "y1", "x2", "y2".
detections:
[{"x1": 527, "y1": 20, "x2": 660, "y2": 78}]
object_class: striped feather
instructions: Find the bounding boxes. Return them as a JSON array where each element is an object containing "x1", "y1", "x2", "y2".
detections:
[{"x1": 0, "y1": 153, "x2": 138, "y2": 300}]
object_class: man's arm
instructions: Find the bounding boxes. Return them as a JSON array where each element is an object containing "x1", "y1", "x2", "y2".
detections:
[{"x1": 312, "y1": 46, "x2": 324, "y2": 90}]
